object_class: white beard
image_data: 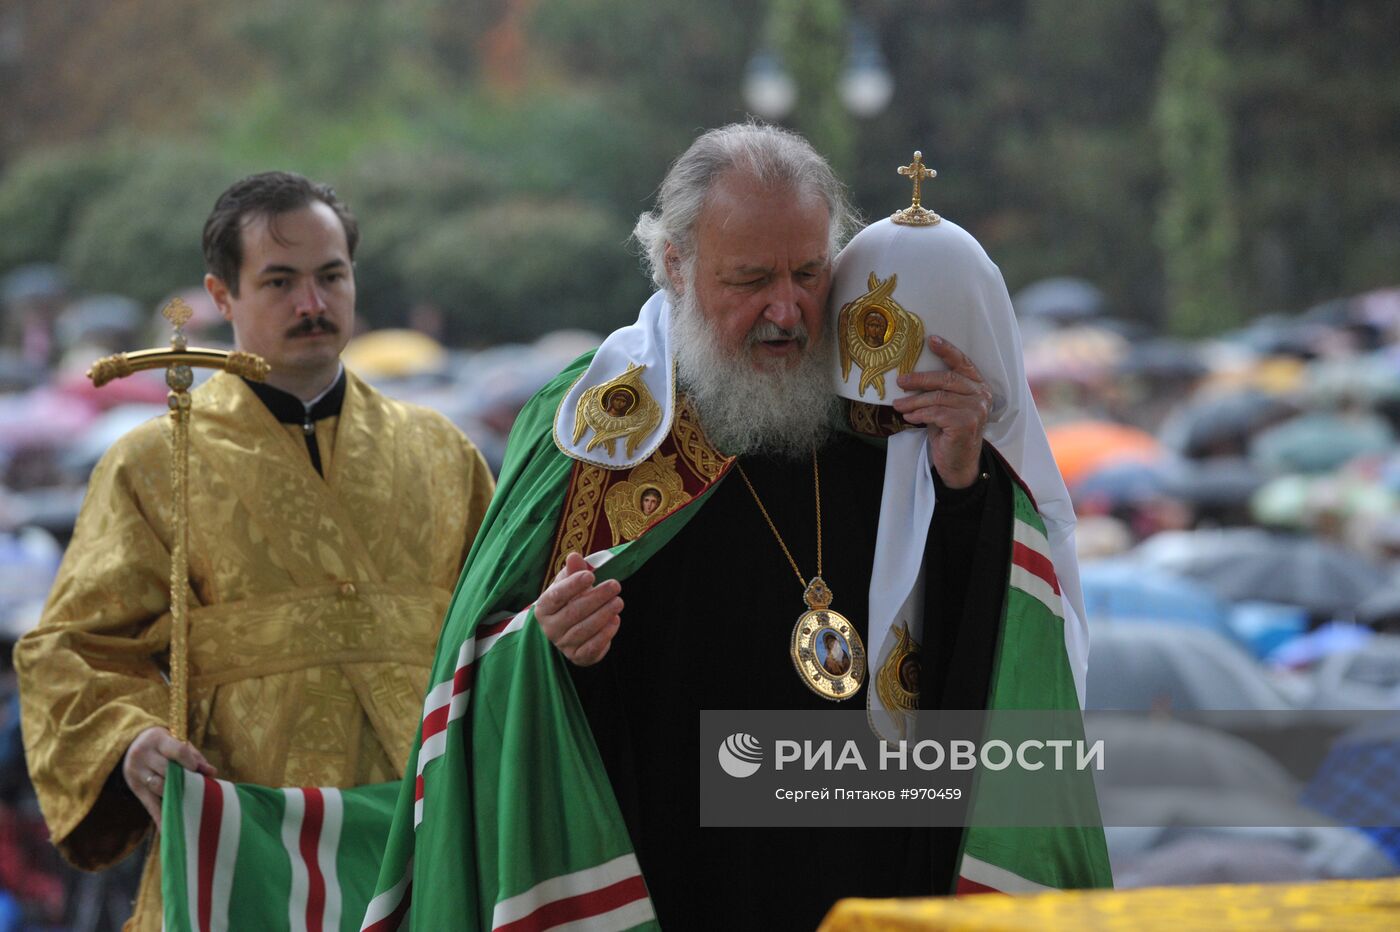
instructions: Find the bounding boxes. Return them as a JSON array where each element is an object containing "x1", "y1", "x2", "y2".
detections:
[{"x1": 670, "y1": 288, "x2": 837, "y2": 459}]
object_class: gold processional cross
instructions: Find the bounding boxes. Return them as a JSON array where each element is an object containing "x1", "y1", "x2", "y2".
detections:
[
  {"x1": 892, "y1": 150, "x2": 941, "y2": 227},
  {"x1": 88, "y1": 298, "x2": 270, "y2": 741}
]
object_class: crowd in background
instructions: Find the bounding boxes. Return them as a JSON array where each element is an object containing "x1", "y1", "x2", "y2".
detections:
[{"x1": 4, "y1": 265, "x2": 1400, "y2": 926}]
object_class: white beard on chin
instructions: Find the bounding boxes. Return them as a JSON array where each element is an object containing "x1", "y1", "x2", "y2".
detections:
[{"x1": 671, "y1": 287, "x2": 838, "y2": 459}]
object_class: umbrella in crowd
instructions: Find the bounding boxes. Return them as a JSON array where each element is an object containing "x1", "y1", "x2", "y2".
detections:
[
  {"x1": 1302, "y1": 716, "x2": 1400, "y2": 866},
  {"x1": 1011, "y1": 276, "x2": 1106, "y2": 323},
  {"x1": 1158, "y1": 391, "x2": 1301, "y2": 459},
  {"x1": 59, "y1": 403, "x2": 167, "y2": 475},
  {"x1": 0, "y1": 352, "x2": 46, "y2": 393},
  {"x1": 53, "y1": 294, "x2": 142, "y2": 350},
  {"x1": 1249, "y1": 412, "x2": 1395, "y2": 476},
  {"x1": 342, "y1": 328, "x2": 448, "y2": 380},
  {"x1": 52, "y1": 366, "x2": 169, "y2": 410},
  {"x1": 1070, "y1": 456, "x2": 1267, "y2": 523},
  {"x1": 1117, "y1": 338, "x2": 1209, "y2": 382},
  {"x1": 1251, "y1": 472, "x2": 1395, "y2": 531},
  {"x1": 1357, "y1": 584, "x2": 1400, "y2": 631},
  {"x1": 1304, "y1": 635, "x2": 1400, "y2": 710},
  {"x1": 1307, "y1": 353, "x2": 1400, "y2": 407},
  {"x1": 1266, "y1": 622, "x2": 1375, "y2": 671},
  {"x1": 1079, "y1": 560, "x2": 1232, "y2": 634},
  {"x1": 1226, "y1": 314, "x2": 1334, "y2": 359},
  {"x1": 1047, "y1": 420, "x2": 1162, "y2": 487},
  {"x1": 1023, "y1": 325, "x2": 1129, "y2": 386},
  {"x1": 1085, "y1": 623, "x2": 1298, "y2": 711},
  {"x1": 0, "y1": 388, "x2": 96, "y2": 452},
  {"x1": 1130, "y1": 528, "x2": 1391, "y2": 618},
  {"x1": 1163, "y1": 456, "x2": 1266, "y2": 509},
  {"x1": 1089, "y1": 715, "x2": 1300, "y2": 797},
  {"x1": 1070, "y1": 460, "x2": 1169, "y2": 510}
]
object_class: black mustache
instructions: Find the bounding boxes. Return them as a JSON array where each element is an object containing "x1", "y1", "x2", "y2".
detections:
[{"x1": 287, "y1": 316, "x2": 338, "y2": 337}]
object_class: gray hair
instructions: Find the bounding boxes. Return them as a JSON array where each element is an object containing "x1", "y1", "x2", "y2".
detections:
[{"x1": 633, "y1": 122, "x2": 857, "y2": 294}]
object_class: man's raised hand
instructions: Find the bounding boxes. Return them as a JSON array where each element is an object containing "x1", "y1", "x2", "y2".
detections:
[
  {"x1": 892, "y1": 335, "x2": 993, "y2": 489},
  {"x1": 536, "y1": 551, "x2": 624, "y2": 666}
]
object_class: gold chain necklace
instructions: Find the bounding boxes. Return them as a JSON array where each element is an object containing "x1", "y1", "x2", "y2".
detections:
[{"x1": 735, "y1": 452, "x2": 866, "y2": 701}]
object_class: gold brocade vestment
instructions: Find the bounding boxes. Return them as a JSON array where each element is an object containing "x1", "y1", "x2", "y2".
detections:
[{"x1": 15, "y1": 371, "x2": 494, "y2": 930}]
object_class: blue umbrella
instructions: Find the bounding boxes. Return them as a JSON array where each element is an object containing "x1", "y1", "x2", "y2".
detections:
[
  {"x1": 1080, "y1": 559, "x2": 1232, "y2": 635},
  {"x1": 1071, "y1": 460, "x2": 1170, "y2": 509},
  {"x1": 1302, "y1": 717, "x2": 1400, "y2": 866},
  {"x1": 1268, "y1": 622, "x2": 1376, "y2": 670}
]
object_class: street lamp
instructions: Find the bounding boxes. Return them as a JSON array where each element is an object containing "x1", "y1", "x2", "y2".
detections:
[
  {"x1": 743, "y1": 48, "x2": 798, "y2": 121},
  {"x1": 743, "y1": 19, "x2": 893, "y2": 121},
  {"x1": 838, "y1": 19, "x2": 894, "y2": 118}
]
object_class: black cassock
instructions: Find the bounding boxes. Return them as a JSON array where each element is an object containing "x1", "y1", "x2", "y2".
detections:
[{"x1": 570, "y1": 433, "x2": 1013, "y2": 930}]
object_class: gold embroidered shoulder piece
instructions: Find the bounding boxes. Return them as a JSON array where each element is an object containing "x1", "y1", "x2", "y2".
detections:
[
  {"x1": 838, "y1": 272, "x2": 925, "y2": 400},
  {"x1": 546, "y1": 393, "x2": 732, "y2": 580},
  {"x1": 571, "y1": 363, "x2": 662, "y2": 459}
]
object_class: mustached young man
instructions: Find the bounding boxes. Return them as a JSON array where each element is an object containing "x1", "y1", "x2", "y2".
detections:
[{"x1": 17, "y1": 171, "x2": 495, "y2": 928}]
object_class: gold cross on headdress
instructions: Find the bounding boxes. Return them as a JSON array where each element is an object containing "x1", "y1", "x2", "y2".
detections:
[{"x1": 891, "y1": 150, "x2": 941, "y2": 226}]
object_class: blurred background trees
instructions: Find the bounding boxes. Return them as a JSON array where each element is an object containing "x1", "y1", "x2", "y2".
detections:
[{"x1": 0, "y1": 0, "x2": 1396, "y2": 340}]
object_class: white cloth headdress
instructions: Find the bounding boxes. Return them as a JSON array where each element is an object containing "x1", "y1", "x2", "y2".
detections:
[{"x1": 830, "y1": 217, "x2": 1089, "y2": 717}]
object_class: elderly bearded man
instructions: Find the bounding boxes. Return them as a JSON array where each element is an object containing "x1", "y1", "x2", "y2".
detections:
[
  {"x1": 364, "y1": 126, "x2": 1106, "y2": 932},
  {"x1": 16, "y1": 171, "x2": 495, "y2": 929}
]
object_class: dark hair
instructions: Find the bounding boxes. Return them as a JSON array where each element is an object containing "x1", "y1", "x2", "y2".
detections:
[{"x1": 202, "y1": 171, "x2": 359, "y2": 296}]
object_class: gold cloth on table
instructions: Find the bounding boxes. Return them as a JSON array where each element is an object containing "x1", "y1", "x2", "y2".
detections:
[
  {"x1": 15, "y1": 370, "x2": 494, "y2": 929},
  {"x1": 820, "y1": 877, "x2": 1400, "y2": 931}
]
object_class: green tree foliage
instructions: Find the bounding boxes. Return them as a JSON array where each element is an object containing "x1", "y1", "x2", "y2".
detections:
[
  {"x1": 2, "y1": 0, "x2": 1397, "y2": 340},
  {"x1": 851, "y1": 0, "x2": 1166, "y2": 323},
  {"x1": 1229, "y1": 0, "x2": 1400, "y2": 310},
  {"x1": 61, "y1": 151, "x2": 233, "y2": 308},
  {"x1": 529, "y1": 0, "x2": 760, "y2": 187},
  {"x1": 0, "y1": 147, "x2": 139, "y2": 271},
  {"x1": 0, "y1": 0, "x2": 253, "y2": 162},
  {"x1": 769, "y1": 0, "x2": 852, "y2": 174},
  {"x1": 337, "y1": 149, "x2": 500, "y2": 329},
  {"x1": 1155, "y1": 0, "x2": 1241, "y2": 336},
  {"x1": 225, "y1": 1, "x2": 426, "y2": 112},
  {"x1": 399, "y1": 200, "x2": 647, "y2": 344}
]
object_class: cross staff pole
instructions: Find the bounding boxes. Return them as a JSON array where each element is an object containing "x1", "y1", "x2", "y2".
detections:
[{"x1": 87, "y1": 297, "x2": 270, "y2": 742}]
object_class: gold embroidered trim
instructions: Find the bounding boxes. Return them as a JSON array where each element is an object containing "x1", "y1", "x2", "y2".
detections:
[
  {"x1": 602, "y1": 452, "x2": 692, "y2": 546},
  {"x1": 673, "y1": 395, "x2": 732, "y2": 480},
  {"x1": 848, "y1": 400, "x2": 917, "y2": 438},
  {"x1": 876, "y1": 623, "x2": 921, "y2": 716},
  {"x1": 548, "y1": 462, "x2": 610, "y2": 578}
]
